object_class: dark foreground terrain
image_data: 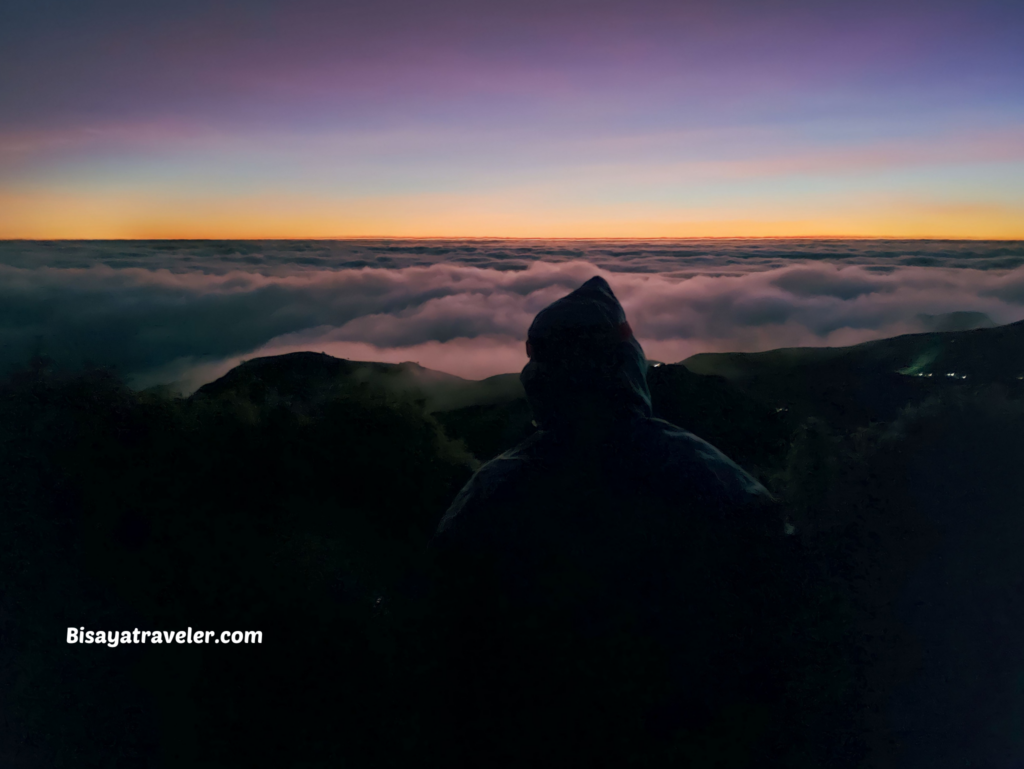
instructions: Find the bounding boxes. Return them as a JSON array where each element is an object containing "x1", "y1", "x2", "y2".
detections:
[{"x1": 2, "y1": 319, "x2": 1023, "y2": 767}]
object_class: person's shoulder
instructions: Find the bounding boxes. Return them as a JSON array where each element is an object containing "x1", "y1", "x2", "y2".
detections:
[
  {"x1": 630, "y1": 417, "x2": 778, "y2": 509},
  {"x1": 434, "y1": 430, "x2": 549, "y2": 538}
]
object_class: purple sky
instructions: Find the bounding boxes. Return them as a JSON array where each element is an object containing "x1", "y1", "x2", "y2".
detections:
[{"x1": 2, "y1": 0, "x2": 1023, "y2": 237}]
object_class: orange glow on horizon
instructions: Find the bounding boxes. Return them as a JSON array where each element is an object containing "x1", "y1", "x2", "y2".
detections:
[{"x1": 2, "y1": 190, "x2": 1023, "y2": 241}]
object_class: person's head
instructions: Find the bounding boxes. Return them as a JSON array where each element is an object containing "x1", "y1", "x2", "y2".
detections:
[{"x1": 520, "y1": 276, "x2": 651, "y2": 431}]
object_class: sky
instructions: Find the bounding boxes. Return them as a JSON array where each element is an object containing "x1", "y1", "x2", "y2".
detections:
[
  {"x1": 2, "y1": 0, "x2": 1023, "y2": 238},
  {"x1": 4, "y1": 240, "x2": 1023, "y2": 390}
]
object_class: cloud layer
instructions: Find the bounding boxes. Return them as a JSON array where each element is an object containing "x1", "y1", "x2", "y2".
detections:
[{"x1": 2, "y1": 239, "x2": 1023, "y2": 393}]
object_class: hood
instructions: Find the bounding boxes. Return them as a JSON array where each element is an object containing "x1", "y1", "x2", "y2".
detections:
[{"x1": 520, "y1": 276, "x2": 652, "y2": 429}]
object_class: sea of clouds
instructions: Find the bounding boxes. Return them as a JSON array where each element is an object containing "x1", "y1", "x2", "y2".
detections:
[{"x1": 2, "y1": 239, "x2": 1023, "y2": 394}]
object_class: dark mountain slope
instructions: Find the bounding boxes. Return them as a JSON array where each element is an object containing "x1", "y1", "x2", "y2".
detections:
[
  {"x1": 682, "y1": 318, "x2": 1024, "y2": 427},
  {"x1": 194, "y1": 351, "x2": 523, "y2": 413},
  {"x1": 646, "y1": 363, "x2": 793, "y2": 475},
  {"x1": 189, "y1": 317, "x2": 1024, "y2": 467}
]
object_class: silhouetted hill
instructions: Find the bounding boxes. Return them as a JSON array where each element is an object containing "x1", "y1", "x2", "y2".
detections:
[
  {"x1": 193, "y1": 318, "x2": 1023, "y2": 470},
  {"x1": 203, "y1": 317, "x2": 1022, "y2": 470},
  {"x1": 194, "y1": 353, "x2": 796, "y2": 470},
  {"x1": 194, "y1": 351, "x2": 524, "y2": 414},
  {"x1": 682, "y1": 318, "x2": 1024, "y2": 427}
]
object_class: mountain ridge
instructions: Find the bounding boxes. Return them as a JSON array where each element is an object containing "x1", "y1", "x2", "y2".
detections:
[
  {"x1": 191, "y1": 317, "x2": 1023, "y2": 463},
  {"x1": 194, "y1": 351, "x2": 524, "y2": 413}
]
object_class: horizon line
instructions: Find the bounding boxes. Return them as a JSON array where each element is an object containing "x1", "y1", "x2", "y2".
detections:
[{"x1": 4, "y1": 235, "x2": 1023, "y2": 243}]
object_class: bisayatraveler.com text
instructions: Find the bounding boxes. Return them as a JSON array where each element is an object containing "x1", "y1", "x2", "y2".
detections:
[{"x1": 67, "y1": 628, "x2": 262, "y2": 647}]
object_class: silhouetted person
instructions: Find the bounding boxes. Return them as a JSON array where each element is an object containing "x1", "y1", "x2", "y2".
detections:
[{"x1": 431, "y1": 276, "x2": 793, "y2": 767}]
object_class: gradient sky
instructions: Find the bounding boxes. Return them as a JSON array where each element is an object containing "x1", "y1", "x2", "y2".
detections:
[{"x1": 2, "y1": 0, "x2": 1023, "y2": 238}]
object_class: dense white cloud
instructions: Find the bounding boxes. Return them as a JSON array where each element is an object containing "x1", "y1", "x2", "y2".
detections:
[{"x1": 1, "y1": 240, "x2": 1022, "y2": 393}]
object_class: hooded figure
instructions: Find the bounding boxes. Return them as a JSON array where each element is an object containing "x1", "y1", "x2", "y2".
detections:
[{"x1": 431, "y1": 277, "x2": 792, "y2": 767}]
